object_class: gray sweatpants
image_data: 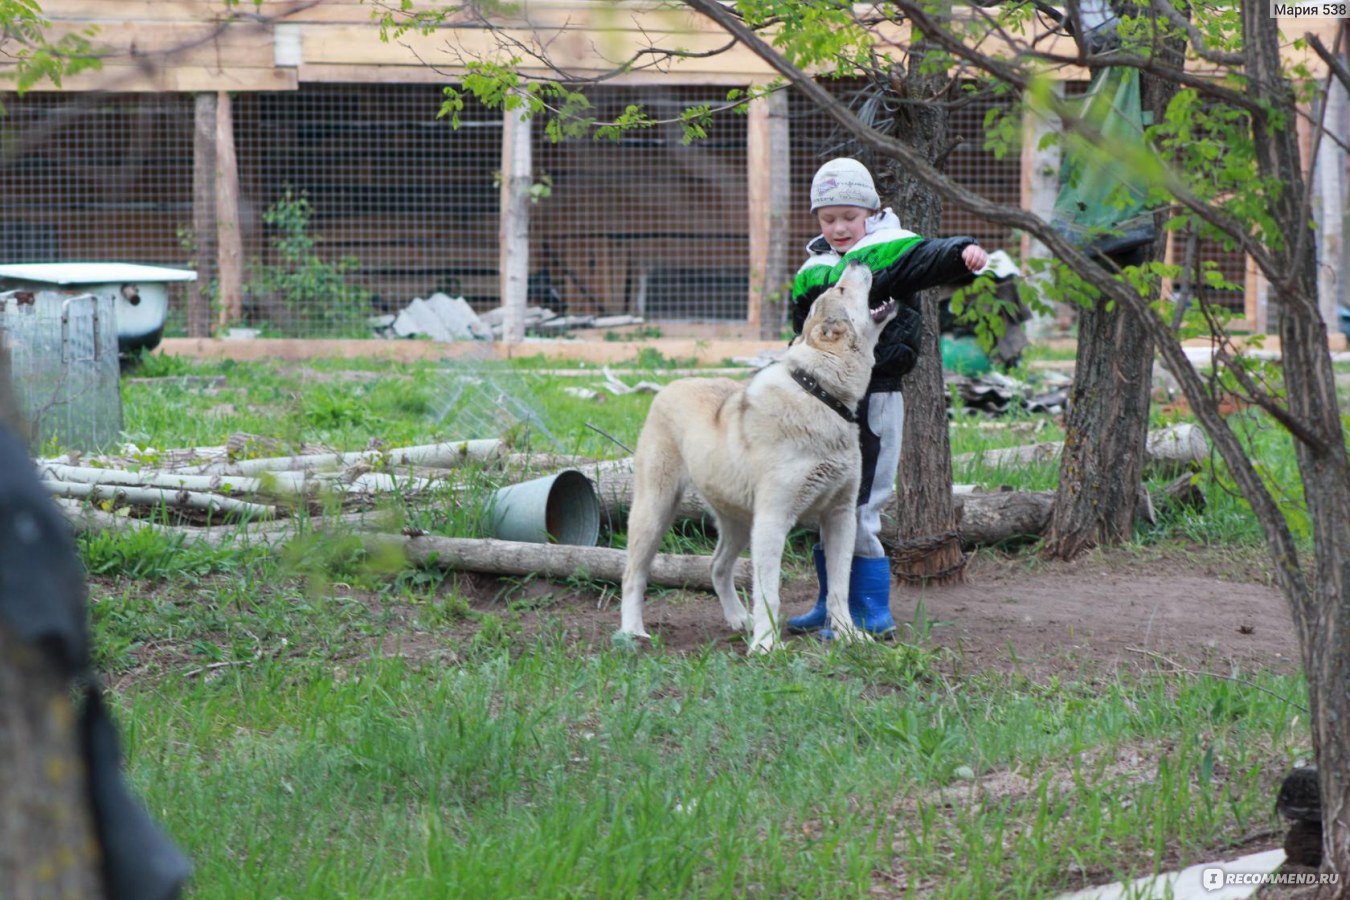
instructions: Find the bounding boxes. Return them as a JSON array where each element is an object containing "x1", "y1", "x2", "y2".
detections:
[{"x1": 854, "y1": 390, "x2": 904, "y2": 558}]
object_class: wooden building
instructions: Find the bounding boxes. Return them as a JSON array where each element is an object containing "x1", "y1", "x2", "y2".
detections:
[{"x1": 0, "y1": 1, "x2": 1341, "y2": 339}]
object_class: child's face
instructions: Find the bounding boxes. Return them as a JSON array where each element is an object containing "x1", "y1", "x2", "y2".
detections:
[{"x1": 816, "y1": 206, "x2": 872, "y2": 253}]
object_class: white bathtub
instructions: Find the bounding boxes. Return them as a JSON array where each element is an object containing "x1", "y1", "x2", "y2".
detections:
[{"x1": 0, "y1": 262, "x2": 197, "y2": 356}]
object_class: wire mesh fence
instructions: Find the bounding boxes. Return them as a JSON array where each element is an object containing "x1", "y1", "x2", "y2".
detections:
[
  {"x1": 0, "y1": 93, "x2": 196, "y2": 315},
  {"x1": 0, "y1": 80, "x2": 1253, "y2": 338},
  {"x1": 533, "y1": 86, "x2": 750, "y2": 322},
  {"x1": 787, "y1": 79, "x2": 1023, "y2": 257},
  {"x1": 234, "y1": 84, "x2": 502, "y2": 335}
]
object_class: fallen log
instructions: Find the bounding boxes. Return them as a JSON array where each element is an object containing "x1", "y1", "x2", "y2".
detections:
[
  {"x1": 948, "y1": 490, "x2": 1054, "y2": 546},
  {"x1": 57, "y1": 499, "x2": 382, "y2": 547},
  {"x1": 39, "y1": 462, "x2": 268, "y2": 495},
  {"x1": 953, "y1": 423, "x2": 1210, "y2": 475},
  {"x1": 887, "y1": 477, "x2": 1205, "y2": 549},
  {"x1": 219, "y1": 439, "x2": 504, "y2": 476},
  {"x1": 38, "y1": 462, "x2": 442, "y2": 500},
  {"x1": 1144, "y1": 424, "x2": 1211, "y2": 470},
  {"x1": 364, "y1": 533, "x2": 748, "y2": 591},
  {"x1": 43, "y1": 480, "x2": 276, "y2": 520},
  {"x1": 589, "y1": 468, "x2": 1203, "y2": 550},
  {"x1": 588, "y1": 468, "x2": 715, "y2": 529},
  {"x1": 58, "y1": 495, "x2": 740, "y2": 591}
]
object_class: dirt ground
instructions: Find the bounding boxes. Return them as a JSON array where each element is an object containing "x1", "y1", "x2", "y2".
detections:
[{"x1": 440, "y1": 545, "x2": 1301, "y2": 679}]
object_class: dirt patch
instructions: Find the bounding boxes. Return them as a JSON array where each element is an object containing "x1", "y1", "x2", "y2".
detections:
[
  {"x1": 907, "y1": 550, "x2": 1300, "y2": 679},
  {"x1": 439, "y1": 545, "x2": 1300, "y2": 680},
  {"x1": 98, "y1": 545, "x2": 1299, "y2": 687}
]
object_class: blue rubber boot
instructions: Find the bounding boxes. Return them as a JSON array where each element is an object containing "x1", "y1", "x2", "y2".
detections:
[
  {"x1": 847, "y1": 556, "x2": 896, "y2": 637},
  {"x1": 820, "y1": 556, "x2": 897, "y2": 640},
  {"x1": 786, "y1": 543, "x2": 829, "y2": 633}
]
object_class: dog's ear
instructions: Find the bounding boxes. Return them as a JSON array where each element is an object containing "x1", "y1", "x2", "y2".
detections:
[{"x1": 814, "y1": 316, "x2": 853, "y2": 345}]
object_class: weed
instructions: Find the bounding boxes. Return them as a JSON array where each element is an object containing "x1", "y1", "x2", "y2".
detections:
[
  {"x1": 604, "y1": 325, "x2": 664, "y2": 341},
  {"x1": 79, "y1": 527, "x2": 256, "y2": 580},
  {"x1": 246, "y1": 188, "x2": 373, "y2": 337}
]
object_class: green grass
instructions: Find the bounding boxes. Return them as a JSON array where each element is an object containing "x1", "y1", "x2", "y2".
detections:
[
  {"x1": 113, "y1": 644, "x2": 1305, "y2": 898},
  {"x1": 70, "y1": 352, "x2": 1328, "y2": 897},
  {"x1": 119, "y1": 356, "x2": 660, "y2": 459}
]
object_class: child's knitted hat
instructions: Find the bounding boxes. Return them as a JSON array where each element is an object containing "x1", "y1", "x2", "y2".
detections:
[{"x1": 809, "y1": 158, "x2": 880, "y2": 212}]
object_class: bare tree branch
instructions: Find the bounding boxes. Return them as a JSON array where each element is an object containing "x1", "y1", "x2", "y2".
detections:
[
  {"x1": 678, "y1": 0, "x2": 1313, "y2": 603},
  {"x1": 1148, "y1": 0, "x2": 1244, "y2": 66},
  {"x1": 1215, "y1": 349, "x2": 1329, "y2": 453},
  {"x1": 879, "y1": 0, "x2": 1285, "y2": 280},
  {"x1": 1307, "y1": 22, "x2": 1350, "y2": 93}
]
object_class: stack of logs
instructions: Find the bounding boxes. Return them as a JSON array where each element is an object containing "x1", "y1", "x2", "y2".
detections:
[{"x1": 46, "y1": 424, "x2": 1210, "y2": 591}]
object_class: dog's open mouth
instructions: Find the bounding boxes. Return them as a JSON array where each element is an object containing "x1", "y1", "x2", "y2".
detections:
[{"x1": 870, "y1": 298, "x2": 897, "y2": 323}]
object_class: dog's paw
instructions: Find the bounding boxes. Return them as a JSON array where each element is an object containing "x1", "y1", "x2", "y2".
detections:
[
  {"x1": 747, "y1": 632, "x2": 779, "y2": 654},
  {"x1": 611, "y1": 630, "x2": 649, "y2": 653},
  {"x1": 723, "y1": 612, "x2": 752, "y2": 632}
]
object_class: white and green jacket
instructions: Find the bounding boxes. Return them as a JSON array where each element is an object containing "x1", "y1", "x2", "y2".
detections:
[{"x1": 791, "y1": 208, "x2": 978, "y2": 394}]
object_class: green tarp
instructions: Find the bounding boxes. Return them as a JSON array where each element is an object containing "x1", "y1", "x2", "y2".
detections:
[{"x1": 1051, "y1": 66, "x2": 1156, "y2": 258}]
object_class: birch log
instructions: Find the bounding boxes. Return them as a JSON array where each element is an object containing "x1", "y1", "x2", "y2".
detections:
[
  {"x1": 43, "y1": 481, "x2": 275, "y2": 519},
  {"x1": 953, "y1": 424, "x2": 1209, "y2": 473},
  {"x1": 38, "y1": 462, "x2": 276, "y2": 495},
  {"x1": 223, "y1": 439, "x2": 502, "y2": 475},
  {"x1": 365, "y1": 533, "x2": 748, "y2": 591}
]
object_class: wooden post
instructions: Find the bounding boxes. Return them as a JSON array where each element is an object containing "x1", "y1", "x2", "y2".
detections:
[
  {"x1": 1314, "y1": 79, "x2": 1346, "y2": 342},
  {"x1": 188, "y1": 92, "x2": 218, "y2": 338},
  {"x1": 216, "y1": 91, "x2": 243, "y2": 329},
  {"x1": 1246, "y1": 252, "x2": 1269, "y2": 334},
  {"x1": 498, "y1": 104, "x2": 531, "y2": 344},
  {"x1": 746, "y1": 90, "x2": 791, "y2": 338},
  {"x1": 1019, "y1": 81, "x2": 1064, "y2": 337}
]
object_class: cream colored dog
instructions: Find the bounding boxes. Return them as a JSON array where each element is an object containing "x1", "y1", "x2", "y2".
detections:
[{"x1": 619, "y1": 262, "x2": 897, "y2": 652}]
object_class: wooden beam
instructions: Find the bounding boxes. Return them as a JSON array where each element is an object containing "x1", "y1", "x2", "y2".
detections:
[
  {"x1": 1246, "y1": 252, "x2": 1266, "y2": 333},
  {"x1": 499, "y1": 104, "x2": 531, "y2": 343},
  {"x1": 299, "y1": 23, "x2": 779, "y2": 77},
  {"x1": 746, "y1": 90, "x2": 791, "y2": 338},
  {"x1": 27, "y1": 64, "x2": 297, "y2": 92},
  {"x1": 294, "y1": 63, "x2": 756, "y2": 86},
  {"x1": 39, "y1": 20, "x2": 277, "y2": 61},
  {"x1": 216, "y1": 90, "x2": 243, "y2": 329},
  {"x1": 1019, "y1": 83, "x2": 1063, "y2": 337},
  {"x1": 189, "y1": 92, "x2": 217, "y2": 339}
]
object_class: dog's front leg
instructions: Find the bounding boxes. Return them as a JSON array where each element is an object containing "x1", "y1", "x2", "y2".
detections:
[
  {"x1": 747, "y1": 510, "x2": 794, "y2": 653},
  {"x1": 821, "y1": 495, "x2": 866, "y2": 644},
  {"x1": 710, "y1": 515, "x2": 751, "y2": 632}
]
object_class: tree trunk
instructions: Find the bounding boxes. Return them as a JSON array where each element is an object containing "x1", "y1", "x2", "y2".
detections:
[
  {"x1": 1043, "y1": 296, "x2": 1155, "y2": 558},
  {"x1": 885, "y1": 31, "x2": 965, "y2": 585},
  {"x1": 1044, "y1": 18, "x2": 1185, "y2": 561},
  {"x1": 0, "y1": 629, "x2": 105, "y2": 898},
  {"x1": 1240, "y1": 11, "x2": 1350, "y2": 889}
]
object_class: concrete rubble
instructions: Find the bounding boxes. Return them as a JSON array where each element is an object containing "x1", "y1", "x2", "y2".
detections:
[{"x1": 372, "y1": 293, "x2": 644, "y2": 342}]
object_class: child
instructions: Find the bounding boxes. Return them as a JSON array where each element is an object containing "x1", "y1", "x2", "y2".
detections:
[{"x1": 786, "y1": 157, "x2": 988, "y2": 637}]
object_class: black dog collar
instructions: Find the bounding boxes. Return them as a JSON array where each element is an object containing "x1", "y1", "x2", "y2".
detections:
[{"x1": 788, "y1": 367, "x2": 858, "y2": 423}]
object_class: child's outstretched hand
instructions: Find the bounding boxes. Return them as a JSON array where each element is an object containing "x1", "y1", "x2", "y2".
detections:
[{"x1": 962, "y1": 244, "x2": 989, "y2": 272}]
